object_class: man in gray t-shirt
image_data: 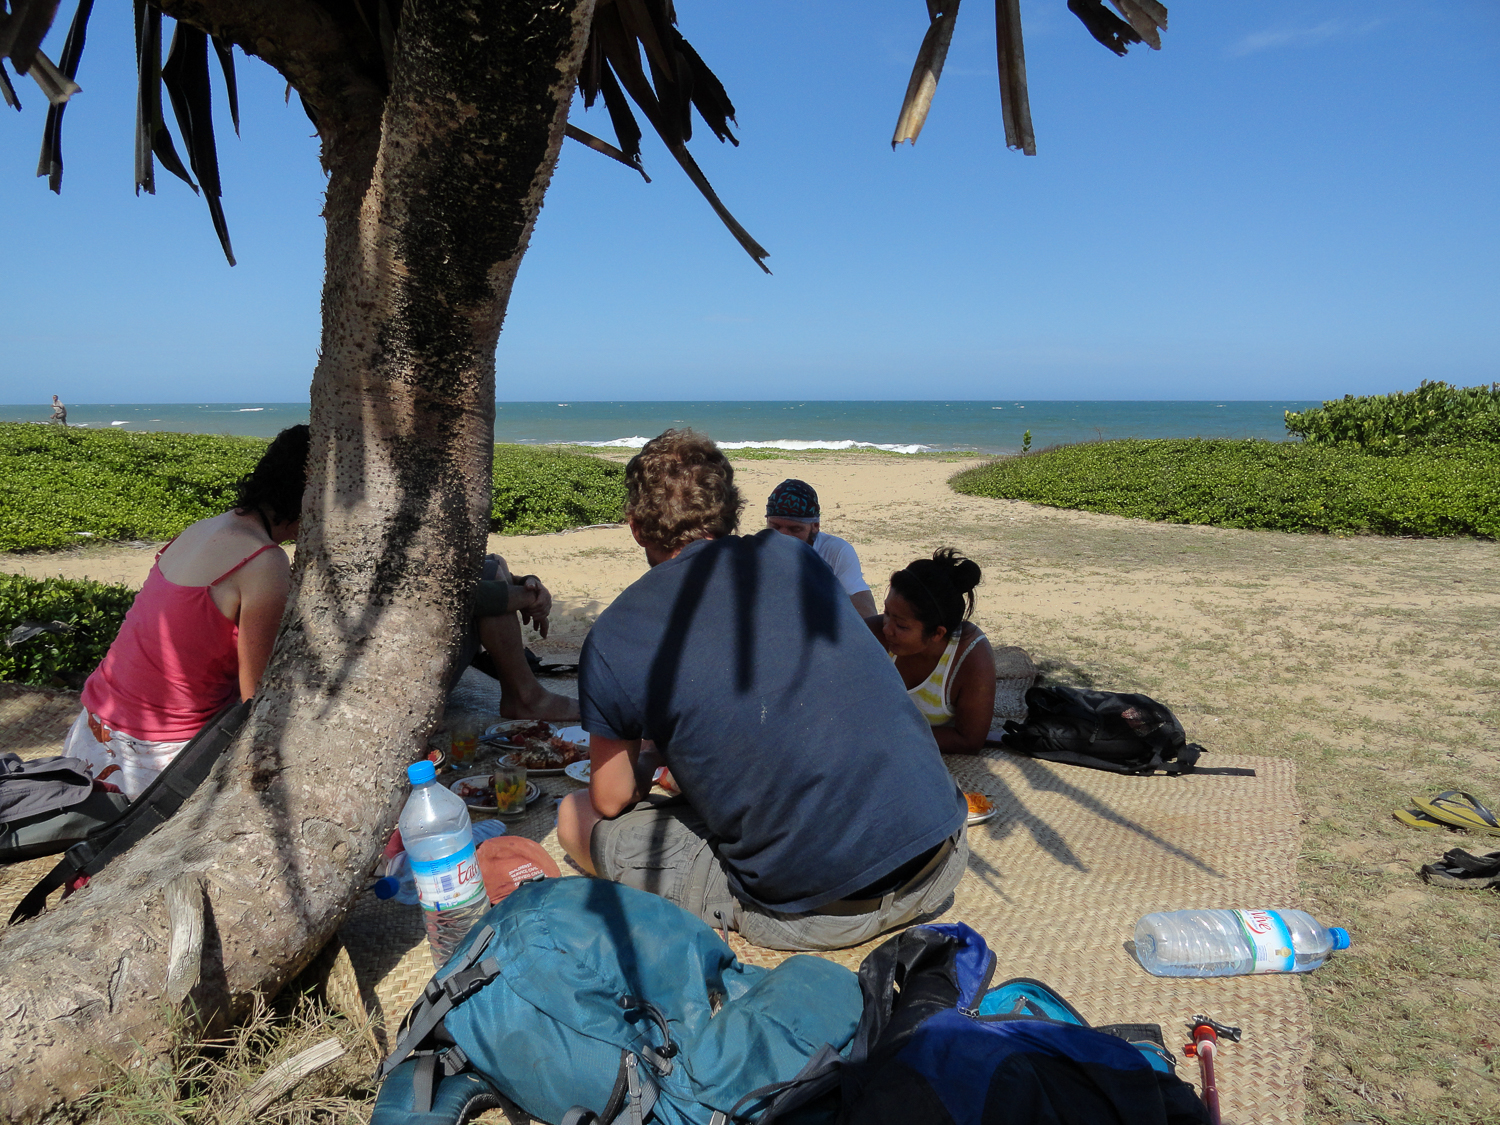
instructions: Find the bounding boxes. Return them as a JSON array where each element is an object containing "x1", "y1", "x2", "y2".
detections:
[{"x1": 556, "y1": 430, "x2": 967, "y2": 952}]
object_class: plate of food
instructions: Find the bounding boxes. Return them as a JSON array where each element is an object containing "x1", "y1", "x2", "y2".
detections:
[
  {"x1": 493, "y1": 728, "x2": 589, "y2": 775},
  {"x1": 449, "y1": 773, "x2": 541, "y2": 812},
  {"x1": 482, "y1": 719, "x2": 555, "y2": 744},
  {"x1": 964, "y1": 791, "x2": 996, "y2": 826},
  {"x1": 564, "y1": 760, "x2": 590, "y2": 785}
]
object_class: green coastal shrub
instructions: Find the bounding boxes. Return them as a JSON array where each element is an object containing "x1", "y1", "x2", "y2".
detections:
[
  {"x1": 0, "y1": 573, "x2": 137, "y2": 687},
  {"x1": 0, "y1": 424, "x2": 266, "y2": 551},
  {"x1": 950, "y1": 439, "x2": 1498, "y2": 538},
  {"x1": 0, "y1": 424, "x2": 625, "y2": 549},
  {"x1": 490, "y1": 444, "x2": 625, "y2": 533},
  {"x1": 1285, "y1": 380, "x2": 1500, "y2": 451}
]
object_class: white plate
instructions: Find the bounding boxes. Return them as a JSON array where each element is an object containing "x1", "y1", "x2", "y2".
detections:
[
  {"x1": 553, "y1": 725, "x2": 590, "y2": 747},
  {"x1": 483, "y1": 720, "x2": 556, "y2": 741},
  {"x1": 448, "y1": 773, "x2": 541, "y2": 812},
  {"x1": 564, "y1": 760, "x2": 591, "y2": 785},
  {"x1": 964, "y1": 792, "x2": 997, "y2": 827}
]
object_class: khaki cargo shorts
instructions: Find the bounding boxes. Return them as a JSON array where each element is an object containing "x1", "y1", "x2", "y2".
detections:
[{"x1": 590, "y1": 794, "x2": 968, "y2": 952}]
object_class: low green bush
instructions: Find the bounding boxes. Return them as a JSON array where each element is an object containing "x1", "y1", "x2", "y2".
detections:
[
  {"x1": 0, "y1": 424, "x2": 266, "y2": 551},
  {"x1": 490, "y1": 444, "x2": 625, "y2": 533},
  {"x1": 0, "y1": 573, "x2": 137, "y2": 688},
  {"x1": 950, "y1": 439, "x2": 1499, "y2": 538},
  {"x1": 1285, "y1": 380, "x2": 1500, "y2": 450},
  {"x1": 0, "y1": 425, "x2": 625, "y2": 549}
]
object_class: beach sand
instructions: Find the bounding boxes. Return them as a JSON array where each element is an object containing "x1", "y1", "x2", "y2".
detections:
[{"x1": 4, "y1": 451, "x2": 1498, "y2": 1122}]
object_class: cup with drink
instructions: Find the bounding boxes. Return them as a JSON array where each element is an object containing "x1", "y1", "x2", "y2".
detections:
[
  {"x1": 448, "y1": 712, "x2": 482, "y2": 767},
  {"x1": 492, "y1": 759, "x2": 528, "y2": 815}
]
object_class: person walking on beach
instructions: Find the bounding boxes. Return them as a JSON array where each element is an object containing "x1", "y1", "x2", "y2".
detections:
[
  {"x1": 49, "y1": 395, "x2": 66, "y2": 425},
  {"x1": 763, "y1": 478, "x2": 877, "y2": 618},
  {"x1": 557, "y1": 429, "x2": 967, "y2": 951}
]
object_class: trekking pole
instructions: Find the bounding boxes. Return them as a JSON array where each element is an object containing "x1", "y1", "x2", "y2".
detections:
[{"x1": 1183, "y1": 1015, "x2": 1241, "y2": 1125}]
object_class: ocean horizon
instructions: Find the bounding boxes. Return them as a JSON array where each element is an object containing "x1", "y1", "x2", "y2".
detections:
[{"x1": 1, "y1": 400, "x2": 1320, "y2": 455}]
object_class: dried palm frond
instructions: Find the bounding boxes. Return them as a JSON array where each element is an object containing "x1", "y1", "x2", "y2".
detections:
[
  {"x1": 995, "y1": 0, "x2": 1036, "y2": 155},
  {"x1": 892, "y1": 1, "x2": 962, "y2": 148},
  {"x1": 577, "y1": 0, "x2": 770, "y2": 272}
]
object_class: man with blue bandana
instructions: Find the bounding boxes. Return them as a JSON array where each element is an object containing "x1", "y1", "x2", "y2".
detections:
[{"x1": 764, "y1": 478, "x2": 877, "y2": 618}]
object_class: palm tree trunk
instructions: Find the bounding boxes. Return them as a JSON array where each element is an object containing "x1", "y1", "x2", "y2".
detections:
[{"x1": 0, "y1": 2, "x2": 596, "y2": 1118}]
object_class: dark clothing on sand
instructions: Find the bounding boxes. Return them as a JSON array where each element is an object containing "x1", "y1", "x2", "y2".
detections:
[{"x1": 580, "y1": 530, "x2": 965, "y2": 914}]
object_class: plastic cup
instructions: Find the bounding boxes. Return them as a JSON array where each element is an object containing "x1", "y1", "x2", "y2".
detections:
[
  {"x1": 448, "y1": 714, "x2": 481, "y2": 766},
  {"x1": 493, "y1": 761, "x2": 528, "y2": 815}
]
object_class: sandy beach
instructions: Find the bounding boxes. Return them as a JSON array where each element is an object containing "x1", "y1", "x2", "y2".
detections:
[{"x1": 5, "y1": 450, "x2": 1499, "y2": 1121}]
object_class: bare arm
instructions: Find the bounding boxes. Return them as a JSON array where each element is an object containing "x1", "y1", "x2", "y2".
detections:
[
  {"x1": 588, "y1": 734, "x2": 644, "y2": 818},
  {"x1": 849, "y1": 590, "x2": 878, "y2": 619},
  {"x1": 233, "y1": 550, "x2": 292, "y2": 701},
  {"x1": 931, "y1": 631, "x2": 996, "y2": 755}
]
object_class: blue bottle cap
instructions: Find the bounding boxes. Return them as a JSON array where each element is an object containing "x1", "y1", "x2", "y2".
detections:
[
  {"x1": 1329, "y1": 927, "x2": 1351, "y2": 950},
  {"x1": 407, "y1": 760, "x2": 437, "y2": 785},
  {"x1": 372, "y1": 877, "x2": 399, "y2": 901}
]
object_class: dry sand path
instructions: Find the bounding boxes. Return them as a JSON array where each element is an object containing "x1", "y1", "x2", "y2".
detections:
[{"x1": 4, "y1": 451, "x2": 1498, "y2": 1123}]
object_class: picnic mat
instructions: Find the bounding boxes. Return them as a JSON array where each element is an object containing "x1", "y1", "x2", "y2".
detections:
[
  {"x1": 2, "y1": 681, "x2": 1308, "y2": 1124},
  {"x1": 342, "y1": 714, "x2": 1306, "y2": 1125}
]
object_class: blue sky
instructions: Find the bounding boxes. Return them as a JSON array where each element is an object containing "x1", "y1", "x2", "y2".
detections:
[{"x1": 2, "y1": 1, "x2": 1496, "y2": 403}]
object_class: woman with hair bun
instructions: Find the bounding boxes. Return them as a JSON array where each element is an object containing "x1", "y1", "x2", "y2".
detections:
[{"x1": 871, "y1": 548, "x2": 996, "y2": 755}]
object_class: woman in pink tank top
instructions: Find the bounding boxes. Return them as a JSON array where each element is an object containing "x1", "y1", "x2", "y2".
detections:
[{"x1": 66, "y1": 427, "x2": 310, "y2": 798}]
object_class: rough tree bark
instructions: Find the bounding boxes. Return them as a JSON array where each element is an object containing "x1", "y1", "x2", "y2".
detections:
[{"x1": 0, "y1": 1, "x2": 597, "y2": 1118}]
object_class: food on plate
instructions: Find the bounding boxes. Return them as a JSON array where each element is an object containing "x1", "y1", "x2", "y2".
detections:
[
  {"x1": 495, "y1": 720, "x2": 553, "y2": 745},
  {"x1": 455, "y1": 778, "x2": 497, "y2": 807},
  {"x1": 964, "y1": 792, "x2": 993, "y2": 817},
  {"x1": 507, "y1": 736, "x2": 587, "y2": 771}
]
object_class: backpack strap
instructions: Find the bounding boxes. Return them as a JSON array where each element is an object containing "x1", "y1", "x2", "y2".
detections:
[
  {"x1": 378, "y1": 925, "x2": 501, "y2": 1082},
  {"x1": 562, "y1": 1048, "x2": 658, "y2": 1125},
  {"x1": 9, "y1": 699, "x2": 251, "y2": 925}
]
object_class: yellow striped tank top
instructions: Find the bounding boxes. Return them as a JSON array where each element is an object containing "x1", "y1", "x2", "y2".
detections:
[{"x1": 894, "y1": 629, "x2": 969, "y2": 727}]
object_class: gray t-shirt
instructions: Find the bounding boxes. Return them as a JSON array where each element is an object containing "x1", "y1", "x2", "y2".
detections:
[{"x1": 580, "y1": 530, "x2": 964, "y2": 913}]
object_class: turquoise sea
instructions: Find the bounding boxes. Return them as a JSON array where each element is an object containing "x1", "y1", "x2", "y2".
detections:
[{"x1": 0, "y1": 400, "x2": 1319, "y2": 456}]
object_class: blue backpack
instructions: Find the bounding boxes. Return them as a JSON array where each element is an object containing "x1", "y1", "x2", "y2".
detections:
[
  {"x1": 371, "y1": 877, "x2": 863, "y2": 1125},
  {"x1": 832, "y1": 923, "x2": 1210, "y2": 1125}
]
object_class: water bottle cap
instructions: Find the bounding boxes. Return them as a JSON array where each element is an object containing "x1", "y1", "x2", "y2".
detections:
[
  {"x1": 1329, "y1": 927, "x2": 1351, "y2": 950},
  {"x1": 372, "y1": 876, "x2": 399, "y2": 900},
  {"x1": 407, "y1": 760, "x2": 437, "y2": 785}
]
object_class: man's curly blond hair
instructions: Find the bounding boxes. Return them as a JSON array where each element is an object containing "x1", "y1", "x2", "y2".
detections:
[{"x1": 625, "y1": 429, "x2": 743, "y2": 554}]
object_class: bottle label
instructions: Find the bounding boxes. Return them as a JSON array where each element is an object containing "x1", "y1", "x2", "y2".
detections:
[
  {"x1": 1232, "y1": 909, "x2": 1295, "y2": 973},
  {"x1": 409, "y1": 841, "x2": 486, "y2": 912}
]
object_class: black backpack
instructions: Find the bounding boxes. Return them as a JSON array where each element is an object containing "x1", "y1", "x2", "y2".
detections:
[
  {"x1": 1001, "y1": 686, "x2": 1203, "y2": 776},
  {"x1": 8, "y1": 699, "x2": 250, "y2": 924}
]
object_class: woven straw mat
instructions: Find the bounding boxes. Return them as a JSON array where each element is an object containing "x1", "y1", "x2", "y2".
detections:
[
  {"x1": 3, "y1": 680, "x2": 1308, "y2": 1124},
  {"x1": 346, "y1": 679, "x2": 1307, "y2": 1125}
]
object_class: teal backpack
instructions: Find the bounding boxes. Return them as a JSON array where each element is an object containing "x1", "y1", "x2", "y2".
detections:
[{"x1": 372, "y1": 877, "x2": 863, "y2": 1125}]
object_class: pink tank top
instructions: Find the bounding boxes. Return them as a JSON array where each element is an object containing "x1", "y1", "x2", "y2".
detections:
[{"x1": 81, "y1": 542, "x2": 280, "y2": 741}]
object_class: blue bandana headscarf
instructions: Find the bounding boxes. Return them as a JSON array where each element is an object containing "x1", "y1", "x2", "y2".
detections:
[{"x1": 766, "y1": 479, "x2": 820, "y2": 521}]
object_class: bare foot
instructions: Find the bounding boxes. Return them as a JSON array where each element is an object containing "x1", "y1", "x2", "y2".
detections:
[{"x1": 499, "y1": 688, "x2": 580, "y2": 723}]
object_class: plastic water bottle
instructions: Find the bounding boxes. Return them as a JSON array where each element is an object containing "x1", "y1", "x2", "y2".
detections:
[
  {"x1": 398, "y1": 761, "x2": 489, "y2": 968},
  {"x1": 1134, "y1": 908, "x2": 1350, "y2": 977},
  {"x1": 374, "y1": 820, "x2": 507, "y2": 906}
]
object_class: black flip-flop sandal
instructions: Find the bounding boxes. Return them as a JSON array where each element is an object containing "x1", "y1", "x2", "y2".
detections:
[{"x1": 1420, "y1": 848, "x2": 1500, "y2": 888}]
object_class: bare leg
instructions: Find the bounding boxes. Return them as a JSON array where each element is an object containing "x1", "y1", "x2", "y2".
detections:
[
  {"x1": 556, "y1": 789, "x2": 602, "y2": 874},
  {"x1": 478, "y1": 614, "x2": 580, "y2": 721}
]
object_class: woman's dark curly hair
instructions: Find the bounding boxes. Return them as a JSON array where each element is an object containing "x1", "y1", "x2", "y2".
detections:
[
  {"x1": 234, "y1": 424, "x2": 310, "y2": 526},
  {"x1": 889, "y1": 547, "x2": 981, "y2": 638},
  {"x1": 624, "y1": 429, "x2": 743, "y2": 553}
]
